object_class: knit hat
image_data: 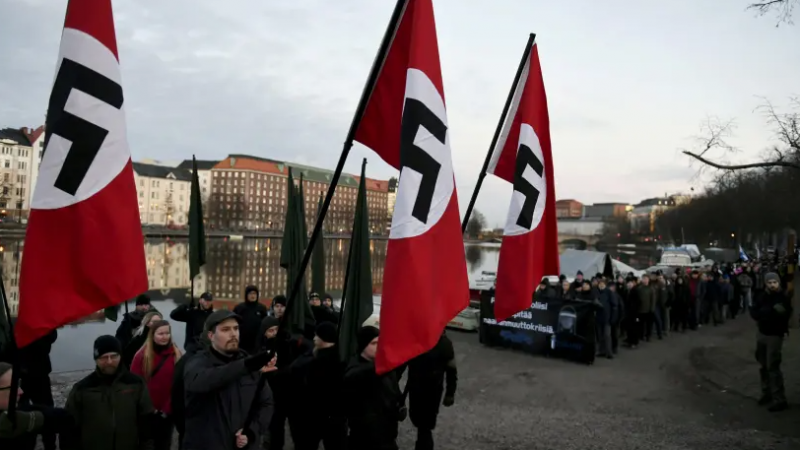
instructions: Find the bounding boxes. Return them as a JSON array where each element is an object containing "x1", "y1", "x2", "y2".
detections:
[
  {"x1": 261, "y1": 316, "x2": 280, "y2": 330},
  {"x1": 272, "y1": 295, "x2": 287, "y2": 307},
  {"x1": 135, "y1": 294, "x2": 151, "y2": 306},
  {"x1": 765, "y1": 272, "x2": 780, "y2": 283},
  {"x1": 315, "y1": 321, "x2": 338, "y2": 343},
  {"x1": 93, "y1": 335, "x2": 122, "y2": 359},
  {"x1": 576, "y1": 271, "x2": 583, "y2": 276},
  {"x1": 356, "y1": 326, "x2": 380, "y2": 354},
  {"x1": 204, "y1": 310, "x2": 241, "y2": 332}
]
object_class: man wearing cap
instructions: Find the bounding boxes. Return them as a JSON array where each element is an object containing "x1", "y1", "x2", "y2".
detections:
[
  {"x1": 63, "y1": 335, "x2": 154, "y2": 450},
  {"x1": 116, "y1": 294, "x2": 159, "y2": 349},
  {"x1": 184, "y1": 310, "x2": 277, "y2": 450},
  {"x1": 290, "y1": 322, "x2": 346, "y2": 450},
  {"x1": 171, "y1": 291, "x2": 215, "y2": 352},
  {"x1": 343, "y1": 326, "x2": 403, "y2": 450},
  {"x1": 750, "y1": 272, "x2": 793, "y2": 412}
]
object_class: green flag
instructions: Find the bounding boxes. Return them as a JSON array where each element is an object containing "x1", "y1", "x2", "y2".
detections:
[
  {"x1": 280, "y1": 169, "x2": 315, "y2": 335},
  {"x1": 311, "y1": 195, "x2": 326, "y2": 295},
  {"x1": 103, "y1": 304, "x2": 120, "y2": 322},
  {"x1": 298, "y1": 174, "x2": 308, "y2": 241},
  {"x1": 188, "y1": 155, "x2": 207, "y2": 282},
  {"x1": 339, "y1": 159, "x2": 374, "y2": 361}
]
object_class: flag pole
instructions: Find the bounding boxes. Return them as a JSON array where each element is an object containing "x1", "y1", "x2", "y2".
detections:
[
  {"x1": 460, "y1": 33, "x2": 536, "y2": 233},
  {"x1": 285, "y1": 0, "x2": 408, "y2": 313}
]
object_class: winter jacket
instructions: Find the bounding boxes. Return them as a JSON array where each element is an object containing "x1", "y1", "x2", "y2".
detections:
[
  {"x1": 63, "y1": 367, "x2": 154, "y2": 450},
  {"x1": 170, "y1": 304, "x2": 214, "y2": 352},
  {"x1": 171, "y1": 346, "x2": 201, "y2": 439},
  {"x1": 1, "y1": 403, "x2": 73, "y2": 450},
  {"x1": 115, "y1": 309, "x2": 161, "y2": 349},
  {"x1": 595, "y1": 289, "x2": 613, "y2": 326},
  {"x1": 256, "y1": 323, "x2": 312, "y2": 415},
  {"x1": 183, "y1": 348, "x2": 274, "y2": 450},
  {"x1": 750, "y1": 289, "x2": 793, "y2": 337},
  {"x1": 18, "y1": 330, "x2": 57, "y2": 377},
  {"x1": 636, "y1": 285, "x2": 655, "y2": 314},
  {"x1": 695, "y1": 280, "x2": 707, "y2": 303},
  {"x1": 123, "y1": 329, "x2": 149, "y2": 369},
  {"x1": 720, "y1": 283, "x2": 734, "y2": 306},
  {"x1": 738, "y1": 273, "x2": 753, "y2": 289},
  {"x1": 344, "y1": 356, "x2": 402, "y2": 450},
  {"x1": 233, "y1": 301, "x2": 268, "y2": 355},
  {"x1": 289, "y1": 345, "x2": 345, "y2": 421},
  {"x1": 407, "y1": 334, "x2": 457, "y2": 431},
  {"x1": 131, "y1": 346, "x2": 179, "y2": 415}
]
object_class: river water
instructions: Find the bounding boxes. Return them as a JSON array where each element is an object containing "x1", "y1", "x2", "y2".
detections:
[{"x1": 0, "y1": 237, "x2": 655, "y2": 372}]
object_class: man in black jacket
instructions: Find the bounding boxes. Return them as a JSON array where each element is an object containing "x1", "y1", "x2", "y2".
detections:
[
  {"x1": 115, "y1": 295, "x2": 157, "y2": 349},
  {"x1": 233, "y1": 286, "x2": 268, "y2": 355},
  {"x1": 184, "y1": 310, "x2": 276, "y2": 450},
  {"x1": 18, "y1": 329, "x2": 58, "y2": 450},
  {"x1": 751, "y1": 272, "x2": 793, "y2": 412},
  {"x1": 171, "y1": 291, "x2": 214, "y2": 352}
]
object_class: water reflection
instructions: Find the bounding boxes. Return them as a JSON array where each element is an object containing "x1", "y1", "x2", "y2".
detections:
[{"x1": 0, "y1": 236, "x2": 655, "y2": 372}]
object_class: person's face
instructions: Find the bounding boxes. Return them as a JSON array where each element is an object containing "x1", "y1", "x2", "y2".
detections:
[
  {"x1": 691, "y1": 273, "x2": 698, "y2": 279},
  {"x1": 199, "y1": 298, "x2": 211, "y2": 309},
  {"x1": 591, "y1": 279, "x2": 598, "y2": 286},
  {"x1": 582, "y1": 283, "x2": 591, "y2": 291},
  {"x1": 323, "y1": 298, "x2": 333, "y2": 308},
  {"x1": 310, "y1": 298, "x2": 321, "y2": 307},
  {"x1": 209, "y1": 318, "x2": 240, "y2": 354},
  {"x1": 576, "y1": 274, "x2": 583, "y2": 281},
  {"x1": 766, "y1": 279, "x2": 781, "y2": 292},
  {"x1": 677, "y1": 278, "x2": 684, "y2": 285},
  {"x1": 136, "y1": 304, "x2": 150, "y2": 312},
  {"x1": 96, "y1": 352, "x2": 121, "y2": 375},
  {"x1": 0, "y1": 370, "x2": 22, "y2": 410},
  {"x1": 561, "y1": 281, "x2": 570, "y2": 291},
  {"x1": 362, "y1": 337, "x2": 379, "y2": 360},
  {"x1": 247, "y1": 291, "x2": 258, "y2": 302},
  {"x1": 598, "y1": 280, "x2": 606, "y2": 289},
  {"x1": 626, "y1": 281, "x2": 635, "y2": 290},
  {"x1": 265, "y1": 325, "x2": 279, "y2": 340},
  {"x1": 642, "y1": 277, "x2": 650, "y2": 285},
  {"x1": 617, "y1": 277, "x2": 623, "y2": 284},
  {"x1": 273, "y1": 303, "x2": 285, "y2": 318},
  {"x1": 153, "y1": 325, "x2": 171, "y2": 346},
  {"x1": 658, "y1": 275, "x2": 665, "y2": 284}
]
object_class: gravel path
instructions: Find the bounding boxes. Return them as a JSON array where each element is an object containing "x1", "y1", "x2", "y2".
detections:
[{"x1": 45, "y1": 318, "x2": 800, "y2": 450}]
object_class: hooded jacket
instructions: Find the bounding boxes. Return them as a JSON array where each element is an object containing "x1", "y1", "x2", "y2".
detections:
[{"x1": 233, "y1": 286, "x2": 268, "y2": 355}]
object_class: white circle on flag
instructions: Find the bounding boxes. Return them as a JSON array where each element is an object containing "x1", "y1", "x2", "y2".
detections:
[
  {"x1": 32, "y1": 28, "x2": 131, "y2": 210},
  {"x1": 504, "y1": 123, "x2": 546, "y2": 236}
]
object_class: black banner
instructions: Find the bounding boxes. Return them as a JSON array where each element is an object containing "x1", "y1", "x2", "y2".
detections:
[{"x1": 479, "y1": 290, "x2": 597, "y2": 364}]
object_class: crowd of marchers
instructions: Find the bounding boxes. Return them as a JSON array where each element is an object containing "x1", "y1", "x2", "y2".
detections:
[
  {"x1": 0, "y1": 287, "x2": 458, "y2": 450},
  {"x1": 534, "y1": 256, "x2": 793, "y2": 412}
]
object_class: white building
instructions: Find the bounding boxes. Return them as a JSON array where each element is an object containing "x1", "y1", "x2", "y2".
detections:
[
  {"x1": 133, "y1": 162, "x2": 193, "y2": 226},
  {"x1": 0, "y1": 127, "x2": 41, "y2": 220},
  {"x1": 176, "y1": 159, "x2": 218, "y2": 205}
]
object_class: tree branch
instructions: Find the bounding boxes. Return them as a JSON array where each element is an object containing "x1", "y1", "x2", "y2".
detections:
[{"x1": 682, "y1": 150, "x2": 800, "y2": 170}]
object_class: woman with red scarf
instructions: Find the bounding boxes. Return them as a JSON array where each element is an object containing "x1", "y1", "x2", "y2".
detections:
[{"x1": 131, "y1": 320, "x2": 183, "y2": 450}]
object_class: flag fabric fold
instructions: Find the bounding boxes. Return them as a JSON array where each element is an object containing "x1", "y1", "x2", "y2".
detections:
[
  {"x1": 189, "y1": 155, "x2": 207, "y2": 283},
  {"x1": 16, "y1": 0, "x2": 147, "y2": 347},
  {"x1": 280, "y1": 169, "x2": 315, "y2": 336},
  {"x1": 352, "y1": 0, "x2": 469, "y2": 374},
  {"x1": 485, "y1": 37, "x2": 560, "y2": 322},
  {"x1": 339, "y1": 159, "x2": 375, "y2": 361}
]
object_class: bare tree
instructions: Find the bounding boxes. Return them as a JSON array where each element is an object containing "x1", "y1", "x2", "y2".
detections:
[
  {"x1": 683, "y1": 98, "x2": 800, "y2": 172},
  {"x1": 748, "y1": 0, "x2": 797, "y2": 25},
  {"x1": 465, "y1": 210, "x2": 487, "y2": 239}
]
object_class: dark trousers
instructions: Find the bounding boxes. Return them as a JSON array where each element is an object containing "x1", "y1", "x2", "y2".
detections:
[
  {"x1": 756, "y1": 333, "x2": 786, "y2": 403},
  {"x1": 626, "y1": 316, "x2": 640, "y2": 346},
  {"x1": 266, "y1": 405, "x2": 288, "y2": 450},
  {"x1": 610, "y1": 323, "x2": 620, "y2": 353},
  {"x1": 294, "y1": 418, "x2": 346, "y2": 450},
  {"x1": 21, "y1": 374, "x2": 56, "y2": 450},
  {"x1": 415, "y1": 428, "x2": 434, "y2": 450},
  {"x1": 152, "y1": 414, "x2": 174, "y2": 450},
  {"x1": 671, "y1": 307, "x2": 688, "y2": 332},
  {"x1": 641, "y1": 313, "x2": 655, "y2": 341}
]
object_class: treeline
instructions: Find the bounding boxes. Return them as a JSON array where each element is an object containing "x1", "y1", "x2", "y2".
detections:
[{"x1": 657, "y1": 163, "x2": 800, "y2": 245}]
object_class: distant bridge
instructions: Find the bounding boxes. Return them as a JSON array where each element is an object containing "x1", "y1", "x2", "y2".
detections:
[{"x1": 557, "y1": 218, "x2": 604, "y2": 247}]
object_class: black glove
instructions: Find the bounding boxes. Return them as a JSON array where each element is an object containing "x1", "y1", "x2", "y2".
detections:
[
  {"x1": 244, "y1": 351, "x2": 273, "y2": 372},
  {"x1": 443, "y1": 396, "x2": 455, "y2": 407}
]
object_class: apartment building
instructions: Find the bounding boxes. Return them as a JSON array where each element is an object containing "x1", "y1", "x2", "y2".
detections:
[
  {"x1": 555, "y1": 199, "x2": 583, "y2": 218},
  {"x1": 207, "y1": 155, "x2": 390, "y2": 235},
  {"x1": 0, "y1": 127, "x2": 41, "y2": 220},
  {"x1": 176, "y1": 159, "x2": 219, "y2": 205},
  {"x1": 133, "y1": 162, "x2": 193, "y2": 226}
]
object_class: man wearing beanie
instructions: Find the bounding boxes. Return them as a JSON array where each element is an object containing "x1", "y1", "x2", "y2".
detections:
[
  {"x1": 343, "y1": 326, "x2": 402, "y2": 450},
  {"x1": 234, "y1": 285, "x2": 268, "y2": 354},
  {"x1": 115, "y1": 294, "x2": 159, "y2": 349},
  {"x1": 63, "y1": 335, "x2": 154, "y2": 450},
  {"x1": 750, "y1": 272, "x2": 793, "y2": 412},
  {"x1": 271, "y1": 295, "x2": 288, "y2": 319},
  {"x1": 289, "y1": 322, "x2": 346, "y2": 450},
  {"x1": 171, "y1": 291, "x2": 215, "y2": 353},
  {"x1": 184, "y1": 310, "x2": 277, "y2": 450}
]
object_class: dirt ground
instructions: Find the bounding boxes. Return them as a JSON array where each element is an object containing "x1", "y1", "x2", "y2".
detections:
[{"x1": 46, "y1": 316, "x2": 800, "y2": 450}]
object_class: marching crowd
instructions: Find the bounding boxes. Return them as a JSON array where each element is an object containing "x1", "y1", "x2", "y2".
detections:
[
  {"x1": 535, "y1": 257, "x2": 794, "y2": 412},
  {"x1": 0, "y1": 288, "x2": 458, "y2": 450}
]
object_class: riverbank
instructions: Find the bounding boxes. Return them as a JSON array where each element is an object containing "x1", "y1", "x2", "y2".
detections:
[{"x1": 0, "y1": 226, "x2": 389, "y2": 240}]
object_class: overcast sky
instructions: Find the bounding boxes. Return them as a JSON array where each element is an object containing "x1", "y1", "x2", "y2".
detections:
[{"x1": 1, "y1": 0, "x2": 797, "y2": 227}]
